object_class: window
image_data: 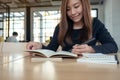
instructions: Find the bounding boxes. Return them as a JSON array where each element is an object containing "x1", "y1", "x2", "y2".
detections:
[
  {"x1": 4, "y1": 11, "x2": 25, "y2": 41},
  {"x1": 91, "y1": 9, "x2": 98, "y2": 18},
  {"x1": 32, "y1": 8, "x2": 98, "y2": 42},
  {"x1": 0, "y1": 13, "x2": 4, "y2": 37},
  {"x1": 33, "y1": 10, "x2": 60, "y2": 42}
]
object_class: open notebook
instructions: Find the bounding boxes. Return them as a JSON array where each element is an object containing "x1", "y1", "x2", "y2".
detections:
[{"x1": 77, "y1": 53, "x2": 119, "y2": 64}]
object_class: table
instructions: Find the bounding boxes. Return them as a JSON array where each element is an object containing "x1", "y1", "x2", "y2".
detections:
[{"x1": 0, "y1": 42, "x2": 120, "y2": 80}]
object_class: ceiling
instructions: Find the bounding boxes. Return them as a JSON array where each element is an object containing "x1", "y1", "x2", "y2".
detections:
[{"x1": 0, "y1": 0, "x2": 104, "y2": 8}]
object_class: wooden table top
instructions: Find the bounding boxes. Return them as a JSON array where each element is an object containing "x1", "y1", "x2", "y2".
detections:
[{"x1": 0, "y1": 42, "x2": 120, "y2": 80}]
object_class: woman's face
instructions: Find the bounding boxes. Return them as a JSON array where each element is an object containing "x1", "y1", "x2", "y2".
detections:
[{"x1": 67, "y1": 0, "x2": 83, "y2": 23}]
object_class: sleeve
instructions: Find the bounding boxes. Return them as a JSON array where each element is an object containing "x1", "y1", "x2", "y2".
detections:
[
  {"x1": 92, "y1": 19, "x2": 118, "y2": 54},
  {"x1": 42, "y1": 25, "x2": 60, "y2": 51}
]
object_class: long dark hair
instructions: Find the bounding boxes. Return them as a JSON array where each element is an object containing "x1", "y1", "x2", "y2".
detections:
[{"x1": 58, "y1": 0, "x2": 92, "y2": 46}]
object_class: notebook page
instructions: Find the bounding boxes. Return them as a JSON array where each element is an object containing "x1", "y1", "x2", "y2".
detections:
[{"x1": 77, "y1": 53, "x2": 118, "y2": 64}]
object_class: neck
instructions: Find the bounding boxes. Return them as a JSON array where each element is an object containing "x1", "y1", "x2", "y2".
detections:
[{"x1": 73, "y1": 21, "x2": 83, "y2": 29}]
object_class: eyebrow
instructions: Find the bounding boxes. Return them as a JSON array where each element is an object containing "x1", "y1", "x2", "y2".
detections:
[
  {"x1": 73, "y1": 2, "x2": 80, "y2": 6},
  {"x1": 67, "y1": 1, "x2": 81, "y2": 8}
]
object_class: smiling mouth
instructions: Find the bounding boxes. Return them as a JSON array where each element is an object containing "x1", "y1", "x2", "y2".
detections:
[
  {"x1": 72, "y1": 16, "x2": 79, "y2": 20},
  {"x1": 71, "y1": 14, "x2": 80, "y2": 19}
]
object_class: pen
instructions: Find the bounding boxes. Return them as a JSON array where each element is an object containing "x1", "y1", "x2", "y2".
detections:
[
  {"x1": 81, "y1": 37, "x2": 96, "y2": 44},
  {"x1": 115, "y1": 55, "x2": 119, "y2": 64},
  {"x1": 68, "y1": 38, "x2": 96, "y2": 52}
]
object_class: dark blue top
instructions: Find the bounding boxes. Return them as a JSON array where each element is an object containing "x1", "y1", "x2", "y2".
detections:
[{"x1": 42, "y1": 18, "x2": 118, "y2": 54}]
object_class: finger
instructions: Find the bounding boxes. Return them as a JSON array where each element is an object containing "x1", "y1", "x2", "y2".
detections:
[
  {"x1": 76, "y1": 49, "x2": 86, "y2": 53},
  {"x1": 71, "y1": 50, "x2": 82, "y2": 55},
  {"x1": 26, "y1": 42, "x2": 33, "y2": 49},
  {"x1": 76, "y1": 44, "x2": 88, "y2": 49},
  {"x1": 78, "y1": 48, "x2": 87, "y2": 53},
  {"x1": 26, "y1": 44, "x2": 32, "y2": 50},
  {"x1": 73, "y1": 44, "x2": 79, "y2": 48},
  {"x1": 31, "y1": 46, "x2": 37, "y2": 50},
  {"x1": 72, "y1": 50, "x2": 81, "y2": 54},
  {"x1": 72, "y1": 48, "x2": 88, "y2": 53}
]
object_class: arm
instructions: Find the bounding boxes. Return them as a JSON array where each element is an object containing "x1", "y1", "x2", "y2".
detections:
[
  {"x1": 42, "y1": 25, "x2": 60, "y2": 51},
  {"x1": 26, "y1": 41, "x2": 42, "y2": 50},
  {"x1": 72, "y1": 18, "x2": 118, "y2": 54},
  {"x1": 26, "y1": 25, "x2": 60, "y2": 51},
  {"x1": 92, "y1": 18, "x2": 118, "y2": 54}
]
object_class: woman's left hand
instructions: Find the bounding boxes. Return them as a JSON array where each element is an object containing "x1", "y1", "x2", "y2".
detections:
[{"x1": 71, "y1": 44, "x2": 95, "y2": 55}]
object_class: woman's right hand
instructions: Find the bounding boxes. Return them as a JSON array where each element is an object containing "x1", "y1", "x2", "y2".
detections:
[{"x1": 26, "y1": 42, "x2": 42, "y2": 50}]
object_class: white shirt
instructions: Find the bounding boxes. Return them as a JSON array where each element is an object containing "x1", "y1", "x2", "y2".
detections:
[{"x1": 6, "y1": 36, "x2": 18, "y2": 42}]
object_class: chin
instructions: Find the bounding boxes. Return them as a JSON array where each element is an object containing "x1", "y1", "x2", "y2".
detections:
[{"x1": 73, "y1": 19, "x2": 81, "y2": 22}]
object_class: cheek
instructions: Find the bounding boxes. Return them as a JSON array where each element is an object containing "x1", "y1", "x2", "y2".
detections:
[
  {"x1": 78, "y1": 7, "x2": 82, "y2": 13},
  {"x1": 67, "y1": 11, "x2": 71, "y2": 17}
]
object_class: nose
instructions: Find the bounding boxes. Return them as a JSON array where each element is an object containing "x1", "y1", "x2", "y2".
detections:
[{"x1": 70, "y1": 8, "x2": 76, "y2": 15}]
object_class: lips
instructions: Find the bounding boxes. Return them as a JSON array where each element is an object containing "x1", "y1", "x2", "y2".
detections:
[
  {"x1": 71, "y1": 14, "x2": 80, "y2": 19},
  {"x1": 71, "y1": 15, "x2": 79, "y2": 20}
]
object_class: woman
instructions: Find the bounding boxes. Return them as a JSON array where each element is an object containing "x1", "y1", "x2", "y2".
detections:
[{"x1": 26, "y1": 0, "x2": 118, "y2": 54}]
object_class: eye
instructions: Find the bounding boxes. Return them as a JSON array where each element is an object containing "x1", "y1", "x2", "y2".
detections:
[
  {"x1": 67, "y1": 8, "x2": 70, "y2": 11},
  {"x1": 74, "y1": 5, "x2": 79, "y2": 8}
]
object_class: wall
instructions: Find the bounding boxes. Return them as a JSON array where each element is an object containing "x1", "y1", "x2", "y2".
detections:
[
  {"x1": 91, "y1": 4, "x2": 104, "y2": 23},
  {"x1": 105, "y1": 0, "x2": 120, "y2": 52}
]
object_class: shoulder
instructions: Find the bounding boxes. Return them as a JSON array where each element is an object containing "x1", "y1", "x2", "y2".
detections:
[
  {"x1": 92, "y1": 18, "x2": 106, "y2": 31},
  {"x1": 54, "y1": 24, "x2": 60, "y2": 32},
  {"x1": 6, "y1": 36, "x2": 13, "y2": 40},
  {"x1": 51, "y1": 24, "x2": 60, "y2": 36},
  {"x1": 6, "y1": 36, "x2": 17, "y2": 42},
  {"x1": 92, "y1": 18, "x2": 104, "y2": 27}
]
